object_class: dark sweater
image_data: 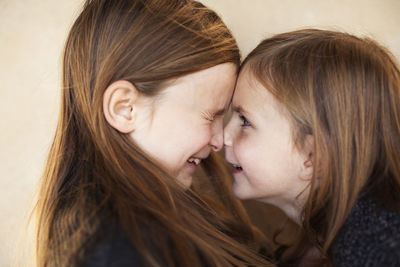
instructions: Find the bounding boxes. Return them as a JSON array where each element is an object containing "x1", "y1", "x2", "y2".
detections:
[
  {"x1": 84, "y1": 230, "x2": 143, "y2": 267},
  {"x1": 334, "y1": 196, "x2": 400, "y2": 267},
  {"x1": 83, "y1": 223, "x2": 186, "y2": 267}
]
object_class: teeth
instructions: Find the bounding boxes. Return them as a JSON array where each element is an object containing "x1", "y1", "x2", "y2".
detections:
[{"x1": 188, "y1": 158, "x2": 201, "y2": 165}]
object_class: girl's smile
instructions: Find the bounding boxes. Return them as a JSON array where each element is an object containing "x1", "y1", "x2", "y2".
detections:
[{"x1": 131, "y1": 63, "x2": 237, "y2": 189}]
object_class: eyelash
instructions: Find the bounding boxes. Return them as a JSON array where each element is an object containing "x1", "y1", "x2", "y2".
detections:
[{"x1": 239, "y1": 114, "x2": 251, "y2": 127}]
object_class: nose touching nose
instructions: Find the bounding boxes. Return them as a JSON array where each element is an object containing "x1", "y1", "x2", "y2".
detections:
[{"x1": 210, "y1": 116, "x2": 235, "y2": 151}]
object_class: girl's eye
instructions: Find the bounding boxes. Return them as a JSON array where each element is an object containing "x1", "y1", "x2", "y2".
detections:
[
  {"x1": 202, "y1": 111, "x2": 215, "y2": 122},
  {"x1": 239, "y1": 114, "x2": 251, "y2": 127}
]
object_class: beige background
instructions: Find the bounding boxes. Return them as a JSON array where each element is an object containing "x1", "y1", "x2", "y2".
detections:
[{"x1": 1, "y1": 0, "x2": 399, "y2": 266}]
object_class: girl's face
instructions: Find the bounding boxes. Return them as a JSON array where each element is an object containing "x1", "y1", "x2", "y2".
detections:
[
  {"x1": 131, "y1": 63, "x2": 236, "y2": 189},
  {"x1": 223, "y1": 69, "x2": 311, "y2": 223}
]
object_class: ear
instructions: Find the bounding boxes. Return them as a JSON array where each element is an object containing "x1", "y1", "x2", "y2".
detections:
[
  {"x1": 299, "y1": 135, "x2": 314, "y2": 181},
  {"x1": 103, "y1": 80, "x2": 139, "y2": 133}
]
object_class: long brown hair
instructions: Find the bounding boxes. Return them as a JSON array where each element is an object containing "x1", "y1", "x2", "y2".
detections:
[
  {"x1": 35, "y1": 0, "x2": 273, "y2": 266},
  {"x1": 242, "y1": 29, "x2": 400, "y2": 266}
]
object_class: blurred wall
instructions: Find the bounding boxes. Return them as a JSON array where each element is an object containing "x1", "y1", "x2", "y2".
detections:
[
  {"x1": 202, "y1": 0, "x2": 400, "y2": 58},
  {"x1": 0, "y1": 0, "x2": 399, "y2": 265}
]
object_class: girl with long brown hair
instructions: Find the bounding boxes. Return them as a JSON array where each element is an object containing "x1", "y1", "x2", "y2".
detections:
[
  {"x1": 224, "y1": 29, "x2": 400, "y2": 266},
  {"x1": 35, "y1": 0, "x2": 274, "y2": 266}
]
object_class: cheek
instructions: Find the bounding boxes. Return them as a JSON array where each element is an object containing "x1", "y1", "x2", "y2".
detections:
[
  {"x1": 233, "y1": 134, "x2": 260, "y2": 172},
  {"x1": 171, "y1": 124, "x2": 212, "y2": 162},
  {"x1": 183, "y1": 120, "x2": 211, "y2": 146},
  {"x1": 196, "y1": 126, "x2": 213, "y2": 146},
  {"x1": 234, "y1": 132, "x2": 279, "y2": 184}
]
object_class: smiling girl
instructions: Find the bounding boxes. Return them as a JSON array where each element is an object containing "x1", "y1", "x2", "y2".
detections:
[
  {"x1": 224, "y1": 29, "x2": 400, "y2": 266},
  {"x1": 35, "y1": 0, "x2": 273, "y2": 266}
]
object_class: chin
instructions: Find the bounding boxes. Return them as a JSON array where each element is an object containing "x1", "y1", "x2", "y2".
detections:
[
  {"x1": 177, "y1": 174, "x2": 193, "y2": 190},
  {"x1": 232, "y1": 182, "x2": 248, "y2": 200}
]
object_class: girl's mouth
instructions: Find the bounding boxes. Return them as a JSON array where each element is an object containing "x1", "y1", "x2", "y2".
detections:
[{"x1": 232, "y1": 164, "x2": 243, "y2": 173}]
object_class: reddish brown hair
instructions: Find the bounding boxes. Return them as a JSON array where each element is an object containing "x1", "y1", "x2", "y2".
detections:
[{"x1": 35, "y1": 0, "x2": 273, "y2": 266}]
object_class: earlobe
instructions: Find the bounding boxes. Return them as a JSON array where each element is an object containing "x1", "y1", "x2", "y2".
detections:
[
  {"x1": 103, "y1": 80, "x2": 139, "y2": 133},
  {"x1": 300, "y1": 156, "x2": 313, "y2": 181},
  {"x1": 299, "y1": 135, "x2": 314, "y2": 181},
  {"x1": 304, "y1": 157, "x2": 313, "y2": 168}
]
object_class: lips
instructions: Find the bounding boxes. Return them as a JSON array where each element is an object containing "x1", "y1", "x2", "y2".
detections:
[
  {"x1": 226, "y1": 158, "x2": 243, "y2": 173},
  {"x1": 232, "y1": 163, "x2": 243, "y2": 171}
]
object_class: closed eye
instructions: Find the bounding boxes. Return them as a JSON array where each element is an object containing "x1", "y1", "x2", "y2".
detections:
[
  {"x1": 203, "y1": 108, "x2": 226, "y2": 122},
  {"x1": 201, "y1": 111, "x2": 214, "y2": 122}
]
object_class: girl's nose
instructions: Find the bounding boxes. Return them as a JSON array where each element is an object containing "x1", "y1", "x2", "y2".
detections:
[
  {"x1": 223, "y1": 120, "x2": 233, "y2": 147},
  {"x1": 210, "y1": 122, "x2": 223, "y2": 151}
]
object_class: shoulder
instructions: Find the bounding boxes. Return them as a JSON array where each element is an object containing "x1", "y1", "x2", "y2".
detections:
[
  {"x1": 335, "y1": 196, "x2": 400, "y2": 266},
  {"x1": 84, "y1": 229, "x2": 144, "y2": 267}
]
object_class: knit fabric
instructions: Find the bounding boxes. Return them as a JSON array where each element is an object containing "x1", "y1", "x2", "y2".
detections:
[
  {"x1": 84, "y1": 229, "x2": 143, "y2": 267},
  {"x1": 334, "y1": 196, "x2": 400, "y2": 267}
]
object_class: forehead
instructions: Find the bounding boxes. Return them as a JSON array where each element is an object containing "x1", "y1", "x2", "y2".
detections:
[
  {"x1": 163, "y1": 63, "x2": 237, "y2": 108},
  {"x1": 233, "y1": 68, "x2": 290, "y2": 122},
  {"x1": 233, "y1": 68, "x2": 270, "y2": 108},
  {"x1": 177, "y1": 63, "x2": 236, "y2": 85}
]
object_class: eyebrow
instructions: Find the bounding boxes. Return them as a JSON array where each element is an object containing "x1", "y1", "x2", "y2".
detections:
[
  {"x1": 214, "y1": 108, "x2": 226, "y2": 116},
  {"x1": 232, "y1": 105, "x2": 248, "y2": 115}
]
